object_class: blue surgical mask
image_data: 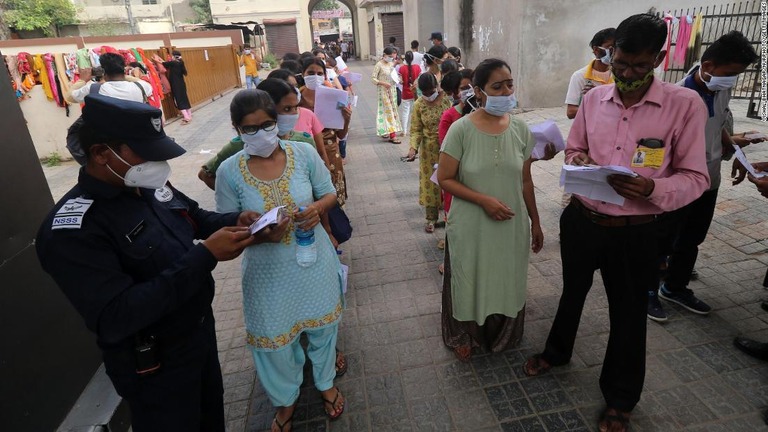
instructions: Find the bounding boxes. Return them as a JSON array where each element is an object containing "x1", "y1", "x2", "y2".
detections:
[
  {"x1": 481, "y1": 90, "x2": 516, "y2": 116},
  {"x1": 277, "y1": 113, "x2": 299, "y2": 136}
]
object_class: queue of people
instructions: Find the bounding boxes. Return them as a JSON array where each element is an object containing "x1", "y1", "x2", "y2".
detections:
[{"x1": 34, "y1": 14, "x2": 766, "y2": 432}]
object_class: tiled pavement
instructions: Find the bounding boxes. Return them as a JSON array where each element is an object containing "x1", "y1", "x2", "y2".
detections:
[{"x1": 41, "y1": 62, "x2": 768, "y2": 431}]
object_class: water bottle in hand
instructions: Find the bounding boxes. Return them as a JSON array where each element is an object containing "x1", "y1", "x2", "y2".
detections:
[{"x1": 295, "y1": 206, "x2": 317, "y2": 267}]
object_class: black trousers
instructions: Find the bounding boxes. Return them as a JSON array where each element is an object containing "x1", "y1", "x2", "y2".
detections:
[
  {"x1": 542, "y1": 202, "x2": 659, "y2": 412},
  {"x1": 106, "y1": 314, "x2": 225, "y2": 432},
  {"x1": 663, "y1": 189, "x2": 719, "y2": 294}
]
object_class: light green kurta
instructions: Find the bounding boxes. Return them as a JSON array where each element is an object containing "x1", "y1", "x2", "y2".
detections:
[{"x1": 441, "y1": 115, "x2": 535, "y2": 324}]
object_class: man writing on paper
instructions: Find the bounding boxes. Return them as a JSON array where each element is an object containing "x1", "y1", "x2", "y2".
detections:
[{"x1": 522, "y1": 14, "x2": 709, "y2": 432}]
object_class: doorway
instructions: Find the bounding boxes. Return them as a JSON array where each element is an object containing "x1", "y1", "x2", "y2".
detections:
[{"x1": 307, "y1": 0, "x2": 357, "y2": 60}]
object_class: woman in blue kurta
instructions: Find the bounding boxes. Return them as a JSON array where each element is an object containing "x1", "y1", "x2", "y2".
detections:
[{"x1": 215, "y1": 89, "x2": 345, "y2": 431}]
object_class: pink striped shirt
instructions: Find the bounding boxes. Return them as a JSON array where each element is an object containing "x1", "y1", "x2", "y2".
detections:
[{"x1": 565, "y1": 78, "x2": 710, "y2": 216}]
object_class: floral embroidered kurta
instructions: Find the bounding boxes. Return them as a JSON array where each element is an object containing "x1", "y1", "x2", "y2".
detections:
[
  {"x1": 215, "y1": 141, "x2": 343, "y2": 352},
  {"x1": 410, "y1": 96, "x2": 452, "y2": 216},
  {"x1": 372, "y1": 60, "x2": 402, "y2": 136}
]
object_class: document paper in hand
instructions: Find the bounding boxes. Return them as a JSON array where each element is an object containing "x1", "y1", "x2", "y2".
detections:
[
  {"x1": 314, "y1": 86, "x2": 349, "y2": 130},
  {"x1": 560, "y1": 165, "x2": 638, "y2": 206},
  {"x1": 529, "y1": 120, "x2": 565, "y2": 160},
  {"x1": 732, "y1": 145, "x2": 767, "y2": 178},
  {"x1": 249, "y1": 206, "x2": 286, "y2": 234}
]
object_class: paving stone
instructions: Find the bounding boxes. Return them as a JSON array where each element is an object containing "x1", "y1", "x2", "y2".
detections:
[{"x1": 519, "y1": 375, "x2": 572, "y2": 412}]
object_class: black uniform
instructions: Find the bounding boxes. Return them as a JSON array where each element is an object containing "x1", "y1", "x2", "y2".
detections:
[{"x1": 36, "y1": 170, "x2": 239, "y2": 431}]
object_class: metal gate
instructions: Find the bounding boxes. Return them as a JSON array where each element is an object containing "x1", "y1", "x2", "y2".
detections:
[
  {"x1": 265, "y1": 20, "x2": 300, "y2": 58},
  {"x1": 658, "y1": 1, "x2": 760, "y2": 104},
  {"x1": 380, "y1": 12, "x2": 405, "y2": 55}
]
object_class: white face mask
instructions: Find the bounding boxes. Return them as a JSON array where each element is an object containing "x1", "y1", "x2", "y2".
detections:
[
  {"x1": 304, "y1": 74, "x2": 324, "y2": 90},
  {"x1": 698, "y1": 67, "x2": 738, "y2": 91},
  {"x1": 242, "y1": 127, "x2": 280, "y2": 157},
  {"x1": 294, "y1": 87, "x2": 302, "y2": 103},
  {"x1": 597, "y1": 46, "x2": 612, "y2": 65},
  {"x1": 423, "y1": 91, "x2": 439, "y2": 102},
  {"x1": 277, "y1": 113, "x2": 299, "y2": 136},
  {"x1": 481, "y1": 89, "x2": 516, "y2": 116},
  {"x1": 107, "y1": 147, "x2": 171, "y2": 190},
  {"x1": 244, "y1": 49, "x2": 251, "y2": 55},
  {"x1": 385, "y1": 56, "x2": 394, "y2": 63},
  {"x1": 459, "y1": 88, "x2": 475, "y2": 101}
]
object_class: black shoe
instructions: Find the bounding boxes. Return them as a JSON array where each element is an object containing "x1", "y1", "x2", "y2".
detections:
[
  {"x1": 647, "y1": 290, "x2": 667, "y2": 322},
  {"x1": 762, "y1": 301, "x2": 768, "y2": 313},
  {"x1": 689, "y1": 269, "x2": 699, "y2": 281},
  {"x1": 659, "y1": 283, "x2": 711, "y2": 315},
  {"x1": 734, "y1": 336, "x2": 768, "y2": 361}
]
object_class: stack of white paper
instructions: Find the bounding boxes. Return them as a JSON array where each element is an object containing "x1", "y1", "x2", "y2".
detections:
[
  {"x1": 341, "y1": 71, "x2": 363, "y2": 84},
  {"x1": 560, "y1": 165, "x2": 637, "y2": 206},
  {"x1": 335, "y1": 56, "x2": 348, "y2": 72},
  {"x1": 529, "y1": 120, "x2": 565, "y2": 160},
  {"x1": 248, "y1": 206, "x2": 286, "y2": 234},
  {"x1": 314, "y1": 86, "x2": 350, "y2": 130}
]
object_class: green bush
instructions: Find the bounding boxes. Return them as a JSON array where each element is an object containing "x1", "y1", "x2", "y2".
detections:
[
  {"x1": 44, "y1": 151, "x2": 61, "y2": 167},
  {"x1": 263, "y1": 52, "x2": 279, "y2": 69}
]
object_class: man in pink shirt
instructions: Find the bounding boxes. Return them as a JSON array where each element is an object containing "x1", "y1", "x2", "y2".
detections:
[{"x1": 522, "y1": 14, "x2": 709, "y2": 432}]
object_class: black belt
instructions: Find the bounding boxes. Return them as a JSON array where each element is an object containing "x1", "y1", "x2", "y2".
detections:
[{"x1": 571, "y1": 198, "x2": 663, "y2": 227}]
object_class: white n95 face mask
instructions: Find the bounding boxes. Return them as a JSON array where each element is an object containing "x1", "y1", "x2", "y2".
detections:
[
  {"x1": 423, "y1": 92, "x2": 439, "y2": 102},
  {"x1": 242, "y1": 128, "x2": 280, "y2": 157},
  {"x1": 107, "y1": 147, "x2": 171, "y2": 190}
]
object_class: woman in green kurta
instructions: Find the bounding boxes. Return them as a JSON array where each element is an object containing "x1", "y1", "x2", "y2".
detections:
[
  {"x1": 371, "y1": 47, "x2": 403, "y2": 143},
  {"x1": 436, "y1": 58, "x2": 544, "y2": 361},
  {"x1": 406, "y1": 73, "x2": 452, "y2": 232}
]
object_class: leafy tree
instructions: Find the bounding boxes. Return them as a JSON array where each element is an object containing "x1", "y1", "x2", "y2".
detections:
[
  {"x1": 4, "y1": 0, "x2": 77, "y2": 36},
  {"x1": 190, "y1": 0, "x2": 212, "y2": 25},
  {"x1": 314, "y1": 0, "x2": 339, "y2": 11}
]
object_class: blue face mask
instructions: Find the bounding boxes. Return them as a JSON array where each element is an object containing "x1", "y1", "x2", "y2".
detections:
[
  {"x1": 481, "y1": 90, "x2": 516, "y2": 116},
  {"x1": 277, "y1": 113, "x2": 299, "y2": 136}
]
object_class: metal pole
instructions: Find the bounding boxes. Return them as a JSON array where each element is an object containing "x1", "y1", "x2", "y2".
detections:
[{"x1": 124, "y1": 0, "x2": 137, "y2": 34}]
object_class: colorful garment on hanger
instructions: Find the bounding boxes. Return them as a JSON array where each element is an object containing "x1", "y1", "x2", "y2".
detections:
[
  {"x1": 65, "y1": 52, "x2": 79, "y2": 81},
  {"x1": 673, "y1": 15, "x2": 691, "y2": 66},
  {"x1": 34, "y1": 54, "x2": 54, "y2": 101},
  {"x1": 5, "y1": 55, "x2": 25, "y2": 96},
  {"x1": 686, "y1": 13, "x2": 703, "y2": 70},
  {"x1": 136, "y1": 48, "x2": 164, "y2": 107},
  {"x1": 76, "y1": 48, "x2": 91, "y2": 69},
  {"x1": 17, "y1": 53, "x2": 32, "y2": 74}
]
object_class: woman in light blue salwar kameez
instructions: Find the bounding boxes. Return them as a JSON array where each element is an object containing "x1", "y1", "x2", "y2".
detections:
[{"x1": 215, "y1": 89, "x2": 345, "y2": 432}]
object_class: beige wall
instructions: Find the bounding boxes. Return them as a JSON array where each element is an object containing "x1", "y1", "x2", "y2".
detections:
[
  {"x1": 19, "y1": 86, "x2": 82, "y2": 160},
  {"x1": 362, "y1": 1, "x2": 403, "y2": 59},
  {"x1": 442, "y1": 0, "x2": 731, "y2": 108}
]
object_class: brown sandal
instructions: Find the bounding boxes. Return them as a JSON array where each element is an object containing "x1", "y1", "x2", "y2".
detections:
[
  {"x1": 599, "y1": 407, "x2": 631, "y2": 432},
  {"x1": 321, "y1": 387, "x2": 345, "y2": 420},
  {"x1": 453, "y1": 345, "x2": 472, "y2": 362},
  {"x1": 523, "y1": 354, "x2": 552, "y2": 377},
  {"x1": 425, "y1": 222, "x2": 435, "y2": 233}
]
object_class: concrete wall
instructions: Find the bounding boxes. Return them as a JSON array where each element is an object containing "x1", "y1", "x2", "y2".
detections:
[
  {"x1": 443, "y1": 0, "x2": 728, "y2": 108},
  {"x1": 402, "y1": 0, "x2": 443, "y2": 52},
  {"x1": 361, "y1": 1, "x2": 403, "y2": 59}
]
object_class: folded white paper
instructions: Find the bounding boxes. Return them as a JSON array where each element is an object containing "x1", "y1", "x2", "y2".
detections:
[
  {"x1": 341, "y1": 264, "x2": 349, "y2": 294},
  {"x1": 335, "y1": 56, "x2": 348, "y2": 72},
  {"x1": 249, "y1": 206, "x2": 286, "y2": 234},
  {"x1": 529, "y1": 120, "x2": 565, "y2": 160},
  {"x1": 341, "y1": 71, "x2": 362, "y2": 83},
  {"x1": 732, "y1": 145, "x2": 767, "y2": 178},
  {"x1": 745, "y1": 133, "x2": 768, "y2": 141},
  {"x1": 314, "y1": 86, "x2": 349, "y2": 130}
]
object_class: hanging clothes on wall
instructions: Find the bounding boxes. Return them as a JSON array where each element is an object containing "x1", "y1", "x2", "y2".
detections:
[
  {"x1": 34, "y1": 54, "x2": 54, "y2": 101},
  {"x1": 89, "y1": 48, "x2": 101, "y2": 67},
  {"x1": 65, "y1": 52, "x2": 79, "y2": 82},
  {"x1": 43, "y1": 54, "x2": 61, "y2": 105},
  {"x1": 17, "y1": 53, "x2": 32, "y2": 75},
  {"x1": 136, "y1": 48, "x2": 164, "y2": 107}
]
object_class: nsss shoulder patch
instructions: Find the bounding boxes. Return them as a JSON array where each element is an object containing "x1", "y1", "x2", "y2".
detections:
[{"x1": 51, "y1": 197, "x2": 94, "y2": 230}]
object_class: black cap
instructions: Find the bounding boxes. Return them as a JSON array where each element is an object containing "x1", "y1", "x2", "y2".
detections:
[
  {"x1": 429, "y1": 32, "x2": 443, "y2": 41},
  {"x1": 82, "y1": 94, "x2": 185, "y2": 161}
]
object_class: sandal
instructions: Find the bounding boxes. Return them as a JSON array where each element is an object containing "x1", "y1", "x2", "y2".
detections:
[
  {"x1": 321, "y1": 387, "x2": 345, "y2": 420},
  {"x1": 335, "y1": 349, "x2": 348, "y2": 377},
  {"x1": 437, "y1": 239, "x2": 445, "y2": 250},
  {"x1": 438, "y1": 263, "x2": 444, "y2": 275},
  {"x1": 434, "y1": 221, "x2": 446, "y2": 228},
  {"x1": 523, "y1": 354, "x2": 552, "y2": 377},
  {"x1": 271, "y1": 404, "x2": 296, "y2": 432},
  {"x1": 389, "y1": 138, "x2": 402, "y2": 144},
  {"x1": 599, "y1": 407, "x2": 631, "y2": 432},
  {"x1": 425, "y1": 222, "x2": 435, "y2": 233},
  {"x1": 453, "y1": 345, "x2": 472, "y2": 362}
]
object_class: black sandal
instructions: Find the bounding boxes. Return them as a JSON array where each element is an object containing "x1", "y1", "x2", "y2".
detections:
[
  {"x1": 321, "y1": 387, "x2": 345, "y2": 420},
  {"x1": 272, "y1": 407, "x2": 294, "y2": 432}
]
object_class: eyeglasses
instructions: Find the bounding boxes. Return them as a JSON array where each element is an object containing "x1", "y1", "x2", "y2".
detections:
[
  {"x1": 610, "y1": 52, "x2": 660, "y2": 75},
  {"x1": 240, "y1": 121, "x2": 276, "y2": 135}
]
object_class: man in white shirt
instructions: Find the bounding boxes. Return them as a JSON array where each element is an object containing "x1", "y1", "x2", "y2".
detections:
[
  {"x1": 410, "y1": 40, "x2": 425, "y2": 73},
  {"x1": 340, "y1": 41, "x2": 349, "y2": 61},
  {"x1": 564, "y1": 28, "x2": 615, "y2": 119},
  {"x1": 69, "y1": 53, "x2": 153, "y2": 104}
]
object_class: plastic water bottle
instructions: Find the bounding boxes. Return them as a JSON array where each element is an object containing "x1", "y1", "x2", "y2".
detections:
[{"x1": 295, "y1": 207, "x2": 317, "y2": 267}]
